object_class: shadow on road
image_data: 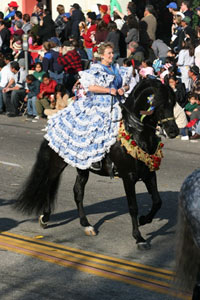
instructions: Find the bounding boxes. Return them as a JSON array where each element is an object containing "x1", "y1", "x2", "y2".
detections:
[{"x1": 46, "y1": 190, "x2": 179, "y2": 243}]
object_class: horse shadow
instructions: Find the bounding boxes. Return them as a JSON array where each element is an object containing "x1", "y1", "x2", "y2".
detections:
[{"x1": 47, "y1": 191, "x2": 179, "y2": 243}]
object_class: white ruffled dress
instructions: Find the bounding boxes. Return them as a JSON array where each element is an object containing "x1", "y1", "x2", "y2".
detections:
[{"x1": 44, "y1": 63, "x2": 132, "y2": 170}]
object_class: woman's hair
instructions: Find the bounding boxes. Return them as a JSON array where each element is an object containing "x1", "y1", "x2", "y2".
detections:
[
  {"x1": 127, "y1": 2, "x2": 136, "y2": 14},
  {"x1": 35, "y1": 62, "x2": 43, "y2": 71},
  {"x1": 127, "y1": 15, "x2": 139, "y2": 30},
  {"x1": 57, "y1": 4, "x2": 65, "y2": 15},
  {"x1": 96, "y1": 20, "x2": 107, "y2": 32},
  {"x1": 182, "y1": 38, "x2": 194, "y2": 56},
  {"x1": 98, "y1": 42, "x2": 114, "y2": 55},
  {"x1": 23, "y1": 14, "x2": 30, "y2": 23},
  {"x1": 143, "y1": 59, "x2": 152, "y2": 67},
  {"x1": 43, "y1": 41, "x2": 51, "y2": 51},
  {"x1": 55, "y1": 84, "x2": 67, "y2": 98},
  {"x1": 107, "y1": 21, "x2": 117, "y2": 32},
  {"x1": 174, "y1": 15, "x2": 182, "y2": 26}
]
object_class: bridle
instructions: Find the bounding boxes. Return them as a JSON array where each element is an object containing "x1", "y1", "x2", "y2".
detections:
[{"x1": 157, "y1": 117, "x2": 175, "y2": 125}]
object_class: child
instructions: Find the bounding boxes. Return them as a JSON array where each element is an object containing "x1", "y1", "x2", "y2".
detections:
[
  {"x1": 139, "y1": 59, "x2": 154, "y2": 78},
  {"x1": 184, "y1": 92, "x2": 198, "y2": 118},
  {"x1": 33, "y1": 62, "x2": 46, "y2": 82},
  {"x1": 44, "y1": 84, "x2": 71, "y2": 117},
  {"x1": 122, "y1": 58, "x2": 139, "y2": 97},
  {"x1": 25, "y1": 74, "x2": 40, "y2": 120}
]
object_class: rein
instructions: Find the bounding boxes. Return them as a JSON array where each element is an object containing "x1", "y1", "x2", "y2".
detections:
[{"x1": 158, "y1": 117, "x2": 175, "y2": 125}]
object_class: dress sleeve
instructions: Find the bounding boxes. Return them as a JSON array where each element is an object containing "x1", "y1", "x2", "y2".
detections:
[{"x1": 78, "y1": 64, "x2": 115, "y2": 92}]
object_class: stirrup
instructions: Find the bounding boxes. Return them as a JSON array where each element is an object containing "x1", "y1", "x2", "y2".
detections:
[{"x1": 90, "y1": 161, "x2": 102, "y2": 171}]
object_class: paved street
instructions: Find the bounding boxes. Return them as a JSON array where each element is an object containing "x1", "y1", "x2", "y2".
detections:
[{"x1": 0, "y1": 114, "x2": 199, "y2": 300}]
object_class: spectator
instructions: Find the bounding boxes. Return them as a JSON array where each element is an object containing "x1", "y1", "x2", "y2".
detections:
[
  {"x1": 81, "y1": 12, "x2": 97, "y2": 60},
  {"x1": 141, "y1": 5, "x2": 157, "y2": 42},
  {"x1": 25, "y1": 74, "x2": 40, "y2": 120},
  {"x1": 0, "y1": 59, "x2": 6, "y2": 113},
  {"x1": 99, "y1": 5, "x2": 111, "y2": 25},
  {"x1": 33, "y1": 62, "x2": 46, "y2": 82},
  {"x1": 151, "y1": 39, "x2": 170, "y2": 64},
  {"x1": 0, "y1": 20, "x2": 11, "y2": 54},
  {"x1": 14, "y1": 21, "x2": 24, "y2": 37},
  {"x1": 54, "y1": 4, "x2": 66, "y2": 37},
  {"x1": 29, "y1": 16, "x2": 39, "y2": 38},
  {"x1": 167, "y1": 74, "x2": 187, "y2": 107},
  {"x1": 166, "y1": 2, "x2": 179, "y2": 16},
  {"x1": 196, "y1": 7, "x2": 200, "y2": 27},
  {"x1": 35, "y1": 73, "x2": 57, "y2": 118},
  {"x1": 4, "y1": 1, "x2": 18, "y2": 21},
  {"x1": 125, "y1": 15, "x2": 139, "y2": 46},
  {"x1": 180, "y1": 1, "x2": 193, "y2": 24},
  {"x1": 177, "y1": 38, "x2": 194, "y2": 90},
  {"x1": 70, "y1": 3, "x2": 85, "y2": 39},
  {"x1": 2, "y1": 60, "x2": 26, "y2": 117},
  {"x1": 113, "y1": 12, "x2": 124, "y2": 31},
  {"x1": 94, "y1": 20, "x2": 108, "y2": 45},
  {"x1": 139, "y1": 59, "x2": 155, "y2": 78},
  {"x1": 32, "y1": 2, "x2": 43, "y2": 22},
  {"x1": 44, "y1": 84, "x2": 70, "y2": 117},
  {"x1": 22, "y1": 14, "x2": 31, "y2": 33},
  {"x1": 106, "y1": 21, "x2": 120, "y2": 61},
  {"x1": 42, "y1": 39, "x2": 64, "y2": 84},
  {"x1": 57, "y1": 40, "x2": 82, "y2": 93},
  {"x1": 188, "y1": 65, "x2": 200, "y2": 93},
  {"x1": 71, "y1": 39, "x2": 88, "y2": 60},
  {"x1": 60, "y1": 13, "x2": 72, "y2": 43},
  {"x1": 170, "y1": 13, "x2": 184, "y2": 53},
  {"x1": 128, "y1": 41, "x2": 145, "y2": 67},
  {"x1": 194, "y1": 27, "x2": 200, "y2": 69},
  {"x1": 184, "y1": 92, "x2": 199, "y2": 119},
  {"x1": 37, "y1": 9, "x2": 55, "y2": 43},
  {"x1": 178, "y1": 17, "x2": 195, "y2": 51}
]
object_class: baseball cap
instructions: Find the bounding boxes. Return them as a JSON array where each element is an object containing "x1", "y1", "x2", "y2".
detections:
[
  {"x1": 48, "y1": 37, "x2": 61, "y2": 46},
  {"x1": 189, "y1": 66, "x2": 199, "y2": 75},
  {"x1": 62, "y1": 13, "x2": 71, "y2": 18},
  {"x1": 182, "y1": 16, "x2": 191, "y2": 24},
  {"x1": 8, "y1": 1, "x2": 18, "y2": 8},
  {"x1": 166, "y1": 2, "x2": 178, "y2": 9},
  {"x1": 71, "y1": 3, "x2": 80, "y2": 10}
]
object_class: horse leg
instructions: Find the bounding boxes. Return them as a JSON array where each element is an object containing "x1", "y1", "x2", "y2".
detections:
[
  {"x1": 73, "y1": 169, "x2": 96, "y2": 236},
  {"x1": 39, "y1": 151, "x2": 67, "y2": 228},
  {"x1": 122, "y1": 175, "x2": 150, "y2": 250},
  {"x1": 139, "y1": 172, "x2": 162, "y2": 226}
]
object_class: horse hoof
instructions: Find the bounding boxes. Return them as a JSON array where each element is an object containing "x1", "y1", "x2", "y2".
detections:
[
  {"x1": 85, "y1": 226, "x2": 96, "y2": 236},
  {"x1": 139, "y1": 215, "x2": 146, "y2": 226},
  {"x1": 39, "y1": 215, "x2": 48, "y2": 229},
  {"x1": 137, "y1": 242, "x2": 151, "y2": 250}
]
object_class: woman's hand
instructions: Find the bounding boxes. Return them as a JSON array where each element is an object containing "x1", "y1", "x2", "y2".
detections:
[
  {"x1": 110, "y1": 88, "x2": 117, "y2": 96},
  {"x1": 117, "y1": 88, "x2": 125, "y2": 96}
]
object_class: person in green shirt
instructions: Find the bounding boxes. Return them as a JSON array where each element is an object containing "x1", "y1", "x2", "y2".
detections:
[
  {"x1": 33, "y1": 62, "x2": 46, "y2": 82},
  {"x1": 185, "y1": 92, "x2": 198, "y2": 117}
]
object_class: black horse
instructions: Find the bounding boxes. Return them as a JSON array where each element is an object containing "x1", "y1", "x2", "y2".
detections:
[
  {"x1": 175, "y1": 169, "x2": 200, "y2": 299},
  {"x1": 15, "y1": 79, "x2": 179, "y2": 250}
]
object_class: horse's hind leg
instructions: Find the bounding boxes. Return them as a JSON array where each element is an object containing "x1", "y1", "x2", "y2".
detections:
[
  {"x1": 139, "y1": 172, "x2": 162, "y2": 226},
  {"x1": 39, "y1": 151, "x2": 67, "y2": 228},
  {"x1": 122, "y1": 174, "x2": 150, "y2": 250},
  {"x1": 73, "y1": 169, "x2": 96, "y2": 236}
]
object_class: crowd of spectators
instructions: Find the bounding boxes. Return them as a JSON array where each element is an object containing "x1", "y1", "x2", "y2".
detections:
[{"x1": 0, "y1": 0, "x2": 200, "y2": 141}]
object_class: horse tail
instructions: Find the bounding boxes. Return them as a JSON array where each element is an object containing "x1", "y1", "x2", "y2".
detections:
[
  {"x1": 14, "y1": 139, "x2": 66, "y2": 215},
  {"x1": 174, "y1": 204, "x2": 200, "y2": 293}
]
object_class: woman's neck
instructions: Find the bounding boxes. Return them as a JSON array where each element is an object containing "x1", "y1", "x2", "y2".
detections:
[{"x1": 101, "y1": 60, "x2": 111, "y2": 67}]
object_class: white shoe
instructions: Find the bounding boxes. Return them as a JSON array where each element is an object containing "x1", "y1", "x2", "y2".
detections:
[
  {"x1": 32, "y1": 116, "x2": 40, "y2": 123},
  {"x1": 181, "y1": 136, "x2": 189, "y2": 140}
]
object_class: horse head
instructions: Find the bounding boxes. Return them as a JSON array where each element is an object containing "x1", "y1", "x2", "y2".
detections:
[{"x1": 121, "y1": 78, "x2": 179, "y2": 140}]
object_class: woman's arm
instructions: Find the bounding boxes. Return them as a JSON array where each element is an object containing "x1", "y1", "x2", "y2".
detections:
[{"x1": 88, "y1": 85, "x2": 117, "y2": 95}]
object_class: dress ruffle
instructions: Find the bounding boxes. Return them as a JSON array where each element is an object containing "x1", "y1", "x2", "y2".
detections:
[{"x1": 44, "y1": 63, "x2": 130, "y2": 170}]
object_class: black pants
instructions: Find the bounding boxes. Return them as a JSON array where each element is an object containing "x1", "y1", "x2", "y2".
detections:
[{"x1": 3, "y1": 89, "x2": 26, "y2": 115}]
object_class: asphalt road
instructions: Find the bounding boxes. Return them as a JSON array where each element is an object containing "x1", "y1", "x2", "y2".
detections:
[{"x1": 0, "y1": 114, "x2": 199, "y2": 300}]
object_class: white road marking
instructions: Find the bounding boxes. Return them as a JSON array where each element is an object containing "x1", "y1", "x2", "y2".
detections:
[{"x1": 0, "y1": 161, "x2": 22, "y2": 168}]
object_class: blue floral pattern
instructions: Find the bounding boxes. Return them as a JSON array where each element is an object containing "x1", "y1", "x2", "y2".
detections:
[{"x1": 44, "y1": 63, "x2": 130, "y2": 170}]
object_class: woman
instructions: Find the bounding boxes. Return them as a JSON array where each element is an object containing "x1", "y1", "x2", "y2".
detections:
[
  {"x1": 54, "y1": 4, "x2": 66, "y2": 37},
  {"x1": 177, "y1": 38, "x2": 194, "y2": 91},
  {"x1": 44, "y1": 42, "x2": 130, "y2": 170},
  {"x1": 80, "y1": 12, "x2": 97, "y2": 60}
]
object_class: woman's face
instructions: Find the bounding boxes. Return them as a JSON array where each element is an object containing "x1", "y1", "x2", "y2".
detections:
[{"x1": 101, "y1": 47, "x2": 114, "y2": 65}]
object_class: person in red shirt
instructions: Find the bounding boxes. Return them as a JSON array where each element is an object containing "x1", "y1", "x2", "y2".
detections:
[
  {"x1": 57, "y1": 40, "x2": 82, "y2": 94},
  {"x1": 81, "y1": 12, "x2": 97, "y2": 60},
  {"x1": 35, "y1": 73, "x2": 57, "y2": 118},
  {"x1": 100, "y1": 5, "x2": 111, "y2": 25}
]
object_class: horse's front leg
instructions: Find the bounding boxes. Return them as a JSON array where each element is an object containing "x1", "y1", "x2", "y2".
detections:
[
  {"x1": 192, "y1": 267, "x2": 200, "y2": 300},
  {"x1": 139, "y1": 172, "x2": 162, "y2": 226},
  {"x1": 122, "y1": 174, "x2": 150, "y2": 250},
  {"x1": 73, "y1": 169, "x2": 96, "y2": 236}
]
